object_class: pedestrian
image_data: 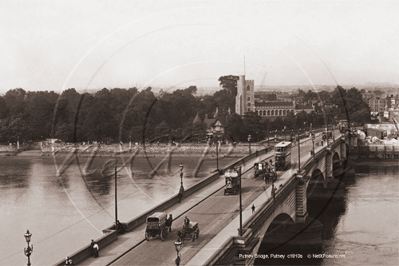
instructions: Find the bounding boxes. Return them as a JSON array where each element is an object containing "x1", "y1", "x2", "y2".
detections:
[
  {"x1": 93, "y1": 242, "x2": 99, "y2": 258},
  {"x1": 90, "y1": 239, "x2": 95, "y2": 257},
  {"x1": 271, "y1": 183, "x2": 275, "y2": 200},
  {"x1": 175, "y1": 254, "x2": 181, "y2": 266},
  {"x1": 251, "y1": 204, "x2": 255, "y2": 213}
]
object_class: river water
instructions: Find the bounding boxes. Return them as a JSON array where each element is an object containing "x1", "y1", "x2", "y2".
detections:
[
  {"x1": 0, "y1": 153, "x2": 237, "y2": 265},
  {"x1": 255, "y1": 162, "x2": 399, "y2": 266}
]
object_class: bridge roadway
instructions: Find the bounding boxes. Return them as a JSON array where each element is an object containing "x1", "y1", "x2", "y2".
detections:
[{"x1": 80, "y1": 132, "x2": 330, "y2": 266}]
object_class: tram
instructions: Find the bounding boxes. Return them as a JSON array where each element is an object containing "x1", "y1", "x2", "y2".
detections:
[
  {"x1": 224, "y1": 168, "x2": 241, "y2": 195},
  {"x1": 274, "y1": 141, "x2": 292, "y2": 171}
]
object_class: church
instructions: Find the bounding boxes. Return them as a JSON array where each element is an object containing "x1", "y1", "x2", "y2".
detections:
[{"x1": 235, "y1": 75, "x2": 314, "y2": 119}]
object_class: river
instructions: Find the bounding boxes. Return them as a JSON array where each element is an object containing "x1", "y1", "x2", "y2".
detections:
[{"x1": 255, "y1": 162, "x2": 399, "y2": 266}]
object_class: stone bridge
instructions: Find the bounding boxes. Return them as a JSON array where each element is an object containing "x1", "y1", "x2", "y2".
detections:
[{"x1": 207, "y1": 134, "x2": 352, "y2": 265}]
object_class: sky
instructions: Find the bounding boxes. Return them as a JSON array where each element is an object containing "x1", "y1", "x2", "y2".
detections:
[{"x1": 0, "y1": 0, "x2": 398, "y2": 95}]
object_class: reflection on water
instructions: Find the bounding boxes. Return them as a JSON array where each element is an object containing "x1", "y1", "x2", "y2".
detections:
[
  {"x1": 0, "y1": 154, "x2": 236, "y2": 265},
  {"x1": 256, "y1": 164, "x2": 399, "y2": 266}
]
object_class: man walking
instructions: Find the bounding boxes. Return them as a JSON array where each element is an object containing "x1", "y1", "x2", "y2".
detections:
[
  {"x1": 90, "y1": 240, "x2": 95, "y2": 257},
  {"x1": 271, "y1": 183, "x2": 276, "y2": 200},
  {"x1": 251, "y1": 204, "x2": 255, "y2": 213},
  {"x1": 93, "y1": 242, "x2": 99, "y2": 258}
]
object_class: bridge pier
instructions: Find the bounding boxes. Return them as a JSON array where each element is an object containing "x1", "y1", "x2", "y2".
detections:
[{"x1": 295, "y1": 171, "x2": 308, "y2": 223}]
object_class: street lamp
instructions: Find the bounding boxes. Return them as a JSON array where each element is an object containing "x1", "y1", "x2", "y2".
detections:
[
  {"x1": 174, "y1": 240, "x2": 182, "y2": 257},
  {"x1": 310, "y1": 123, "x2": 315, "y2": 158},
  {"x1": 236, "y1": 166, "x2": 243, "y2": 236},
  {"x1": 248, "y1": 135, "x2": 252, "y2": 155},
  {"x1": 215, "y1": 135, "x2": 219, "y2": 172},
  {"x1": 115, "y1": 165, "x2": 118, "y2": 228},
  {"x1": 179, "y1": 163, "x2": 184, "y2": 193},
  {"x1": 297, "y1": 128, "x2": 301, "y2": 172},
  {"x1": 283, "y1": 126, "x2": 287, "y2": 141},
  {"x1": 24, "y1": 229, "x2": 33, "y2": 266}
]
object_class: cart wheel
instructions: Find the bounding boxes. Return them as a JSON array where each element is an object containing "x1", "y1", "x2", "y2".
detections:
[
  {"x1": 160, "y1": 229, "x2": 165, "y2": 241},
  {"x1": 145, "y1": 232, "x2": 150, "y2": 241}
]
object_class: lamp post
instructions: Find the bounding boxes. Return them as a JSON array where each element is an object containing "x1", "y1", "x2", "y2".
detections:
[
  {"x1": 297, "y1": 128, "x2": 301, "y2": 172},
  {"x1": 215, "y1": 135, "x2": 219, "y2": 172},
  {"x1": 115, "y1": 165, "x2": 118, "y2": 228},
  {"x1": 248, "y1": 135, "x2": 252, "y2": 155},
  {"x1": 24, "y1": 229, "x2": 33, "y2": 266},
  {"x1": 174, "y1": 240, "x2": 182, "y2": 257},
  {"x1": 283, "y1": 126, "x2": 287, "y2": 141},
  {"x1": 237, "y1": 166, "x2": 243, "y2": 236},
  {"x1": 310, "y1": 123, "x2": 315, "y2": 158},
  {"x1": 179, "y1": 163, "x2": 184, "y2": 193}
]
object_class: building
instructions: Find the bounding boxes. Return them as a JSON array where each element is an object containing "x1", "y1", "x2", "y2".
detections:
[
  {"x1": 193, "y1": 110, "x2": 226, "y2": 139},
  {"x1": 235, "y1": 75, "x2": 314, "y2": 119}
]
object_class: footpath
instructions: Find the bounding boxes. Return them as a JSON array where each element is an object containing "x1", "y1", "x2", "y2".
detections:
[{"x1": 75, "y1": 152, "x2": 273, "y2": 266}]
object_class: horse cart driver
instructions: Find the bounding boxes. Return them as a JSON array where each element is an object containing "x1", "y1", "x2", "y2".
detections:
[{"x1": 184, "y1": 216, "x2": 190, "y2": 227}]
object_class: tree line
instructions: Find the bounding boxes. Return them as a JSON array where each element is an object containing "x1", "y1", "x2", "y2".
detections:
[{"x1": 0, "y1": 79, "x2": 370, "y2": 144}]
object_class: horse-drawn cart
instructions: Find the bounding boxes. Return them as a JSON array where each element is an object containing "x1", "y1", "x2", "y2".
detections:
[
  {"x1": 179, "y1": 221, "x2": 200, "y2": 242},
  {"x1": 145, "y1": 212, "x2": 173, "y2": 241}
]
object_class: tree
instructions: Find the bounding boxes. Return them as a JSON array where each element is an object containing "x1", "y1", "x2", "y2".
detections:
[
  {"x1": 225, "y1": 114, "x2": 243, "y2": 143},
  {"x1": 242, "y1": 111, "x2": 264, "y2": 141},
  {"x1": 0, "y1": 97, "x2": 9, "y2": 119},
  {"x1": 218, "y1": 75, "x2": 239, "y2": 97},
  {"x1": 4, "y1": 88, "x2": 27, "y2": 119},
  {"x1": 218, "y1": 75, "x2": 239, "y2": 113}
]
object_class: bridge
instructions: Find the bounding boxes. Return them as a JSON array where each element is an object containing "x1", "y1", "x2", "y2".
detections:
[
  {"x1": 204, "y1": 133, "x2": 350, "y2": 265},
  {"x1": 53, "y1": 130, "x2": 353, "y2": 266}
]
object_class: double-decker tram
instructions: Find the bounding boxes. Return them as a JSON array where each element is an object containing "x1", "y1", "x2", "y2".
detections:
[
  {"x1": 224, "y1": 168, "x2": 241, "y2": 195},
  {"x1": 274, "y1": 141, "x2": 292, "y2": 171}
]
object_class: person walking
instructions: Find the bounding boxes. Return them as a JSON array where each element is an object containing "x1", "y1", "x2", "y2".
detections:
[
  {"x1": 251, "y1": 204, "x2": 255, "y2": 213},
  {"x1": 90, "y1": 240, "x2": 95, "y2": 257},
  {"x1": 93, "y1": 242, "x2": 99, "y2": 258},
  {"x1": 271, "y1": 183, "x2": 275, "y2": 200}
]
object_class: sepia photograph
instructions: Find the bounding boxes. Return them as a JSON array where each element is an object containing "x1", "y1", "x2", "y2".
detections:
[{"x1": 0, "y1": 0, "x2": 398, "y2": 265}]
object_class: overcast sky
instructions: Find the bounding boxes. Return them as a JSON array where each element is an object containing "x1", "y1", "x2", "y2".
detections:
[{"x1": 0, "y1": 0, "x2": 398, "y2": 94}]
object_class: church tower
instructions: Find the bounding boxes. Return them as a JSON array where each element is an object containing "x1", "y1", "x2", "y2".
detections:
[{"x1": 235, "y1": 75, "x2": 255, "y2": 115}]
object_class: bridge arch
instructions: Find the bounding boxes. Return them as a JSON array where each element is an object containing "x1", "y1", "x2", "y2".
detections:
[
  {"x1": 306, "y1": 168, "x2": 325, "y2": 197},
  {"x1": 332, "y1": 152, "x2": 340, "y2": 171},
  {"x1": 265, "y1": 213, "x2": 295, "y2": 235}
]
